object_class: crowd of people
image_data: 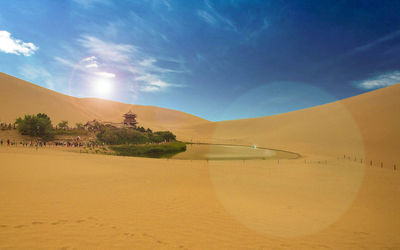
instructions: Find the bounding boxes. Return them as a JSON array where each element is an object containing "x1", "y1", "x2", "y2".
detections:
[
  {"x1": 0, "y1": 138, "x2": 103, "y2": 148},
  {"x1": 0, "y1": 123, "x2": 15, "y2": 130},
  {"x1": 0, "y1": 118, "x2": 105, "y2": 151}
]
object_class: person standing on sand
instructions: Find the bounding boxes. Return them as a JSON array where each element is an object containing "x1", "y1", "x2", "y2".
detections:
[
  {"x1": 0, "y1": 139, "x2": 3, "y2": 146},
  {"x1": 7, "y1": 139, "x2": 10, "y2": 146}
]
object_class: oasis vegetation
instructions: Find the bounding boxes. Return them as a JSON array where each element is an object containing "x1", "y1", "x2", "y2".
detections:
[{"x1": 12, "y1": 110, "x2": 186, "y2": 158}]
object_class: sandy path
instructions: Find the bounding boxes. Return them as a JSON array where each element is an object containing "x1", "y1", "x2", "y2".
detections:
[{"x1": 0, "y1": 147, "x2": 399, "y2": 249}]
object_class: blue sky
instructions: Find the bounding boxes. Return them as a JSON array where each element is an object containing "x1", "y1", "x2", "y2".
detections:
[{"x1": 1, "y1": 0, "x2": 400, "y2": 121}]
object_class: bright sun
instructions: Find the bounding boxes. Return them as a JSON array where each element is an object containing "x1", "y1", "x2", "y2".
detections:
[{"x1": 93, "y1": 78, "x2": 113, "y2": 98}]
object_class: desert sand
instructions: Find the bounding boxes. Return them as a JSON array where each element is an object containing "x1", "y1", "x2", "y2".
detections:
[{"x1": 0, "y1": 73, "x2": 399, "y2": 249}]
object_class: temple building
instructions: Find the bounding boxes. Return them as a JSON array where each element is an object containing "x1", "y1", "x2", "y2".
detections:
[{"x1": 123, "y1": 110, "x2": 138, "y2": 128}]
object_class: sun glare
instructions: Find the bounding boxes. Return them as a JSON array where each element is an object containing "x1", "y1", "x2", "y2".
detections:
[{"x1": 93, "y1": 78, "x2": 113, "y2": 98}]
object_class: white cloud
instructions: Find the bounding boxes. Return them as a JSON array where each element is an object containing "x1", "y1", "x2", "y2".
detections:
[
  {"x1": 0, "y1": 30, "x2": 38, "y2": 56},
  {"x1": 338, "y1": 30, "x2": 400, "y2": 60},
  {"x1": 139, "y1": 58, "x2": 157, "y2": 67},
  {"x1": 75, "y1": 35, "x2": 183, "y2": 92},
  {"x1": 354, "y1": 30, "x2": 400, "y2": 53},
  {"x1": 136, "y1": 57, "x2": 180, "y2": 74},
  {"x1": 136, "y1": 74, "x2": 181, "y2": 92},
  {"x1": 357, "y1": 71, "x2": 400, "y2": 90},
  {"x1": 55, "y1": 55, "x2": 116, "y2": 79},
  {"x1": 135, "y1": 74, "x2": 169, "y2": 92},
  {"x1": 78, "y1": 35, "x2": 136, "y2": 62},
  {"x1": 198, "y1": 10, "x2": 217, "y2": 25},
  {"x1": 85, "y1": 63, "x2": 98, "y2": 68},
  {"x1": 141, "y1": 85, "x2": 161, "y2": 92},
  {"x1": 54, "y1": 56, "x2": 76, "y2": 68},
  {"x1": 82, "y1": 56, "x2": 99, "y2": 68},
  {"x1": 197, "y1": 0, "x2": 237, "y2": 31},
  {"x1": 140, "y1": 79, "x2": 170, "y2": 92},
  {"x1": 95, "y1": 71, "x2": 115, "y2": 78},
  {"x1": 19, "y1": 64, "x2": 54, "y2": 90},
  {"x1": 55, "y1": 56, "x2": 98, "y2": 70},
  {"x1": 82, "y1": 55, "x2": 97, "y2": 62}
]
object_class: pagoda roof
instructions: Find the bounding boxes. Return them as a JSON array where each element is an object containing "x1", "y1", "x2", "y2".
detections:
[{"x1": 124, "y1": 110, "x2": 135, "y2": 115}]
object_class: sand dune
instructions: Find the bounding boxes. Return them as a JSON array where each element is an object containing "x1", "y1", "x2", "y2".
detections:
[
  {"x1": 0, "y1": 72, "x2": 399, "y2": 249},
  {"x1": 177, "y1": 83, "x2": 400, "y2": 168},
  {"x1": 0, "y1": 73, "x2": 209, "y2": 131},
  {"x1": 2, "y1": 72, "x2": 398, "y2": 167}
]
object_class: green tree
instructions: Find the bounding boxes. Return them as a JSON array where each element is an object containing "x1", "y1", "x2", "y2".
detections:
[
  {"x1": 58, "y1": 120, "x2": 68, "y2": 130},
  {"x1": 154, "y1": 131, "x2": 176, "y2": 142},
  {"x1": 96, "y1": 127, "x2": 150, "y2": 145},
  {"x1": 136, "y1": 126, "x2": 146, "y2": 133},
  {"x1": 15, "y1": 113, "x2": 55, "y2": 141}
]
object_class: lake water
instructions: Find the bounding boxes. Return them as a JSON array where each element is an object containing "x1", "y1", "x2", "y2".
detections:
[{"x1": 172, "y1": 144, "x2": 299, "y2": 160}]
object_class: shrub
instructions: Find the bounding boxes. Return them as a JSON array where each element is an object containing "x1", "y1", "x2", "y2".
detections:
[
  {"x1": 58, "y1": 120, "x2": 68, "y2": 130},
  {"x1": 148, "y1": 133, "x2": 164, "y2": 143},
  {"x1": 96, "y1": 126, "x2": 178, "y2": 145},
  {"x1": 15, "y1": 113, "x2": 55, "y2": 141},
  {"x1": 136, "y1": 126, "x2": 146, "y2": 133},
  {"x1": 109, "y1": 141, "x2": 186, "y2": 158},
  {"x1": 54, "y1": 129, "x2": 88, "y2": 136},
  {"x1": 153, "y1": 131, "x2": 176, "y2": 142},
  {"x1": 96, "y1": 127, "x2": 150, "y2": 145}
]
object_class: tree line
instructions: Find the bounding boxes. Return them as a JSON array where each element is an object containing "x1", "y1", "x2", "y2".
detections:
[{"x1": 13, "y1": 113, "x2": 177, "y2": 144}]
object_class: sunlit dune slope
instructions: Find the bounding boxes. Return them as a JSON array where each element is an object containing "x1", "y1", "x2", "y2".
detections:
[
  {"x1": 177, "y1": 84, "x2": 400, "y2": 167},
  {"x1": 0, "y1": 73, "x2": 209, "y2": 131},
  {"x1": 1, "y1": 72, "x2": 399, "y2": 166}
]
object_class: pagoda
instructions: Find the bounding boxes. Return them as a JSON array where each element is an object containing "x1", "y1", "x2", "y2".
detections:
[{"x1": 123, "y1": 110, "x2": 138, "y2": 128}]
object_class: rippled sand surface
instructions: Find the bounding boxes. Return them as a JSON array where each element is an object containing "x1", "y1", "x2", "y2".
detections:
[{"x1": 0, "y1": 147, "x2": 399, "y2": 249}]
